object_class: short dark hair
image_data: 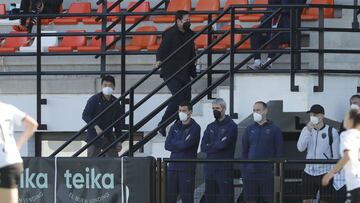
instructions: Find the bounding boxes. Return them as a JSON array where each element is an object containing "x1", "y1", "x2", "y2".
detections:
[
  {"x1": 350, "y1": 94, "x2": 360, "y2": 102},
  {"x1": 175, "y1": 10, "x2": 189, "y2": 22},
  {"x1": 255, "y1": 101, "x2": 267, "y2": 109},
  {"x1": 101, "y1": 75, "x2": 115, "y2": 86},
  {"x1": 349, "y1": 109, "x2": 360, "y2": 128},
  {"x1": 179, "y1": 101, "x2": 192, "y2": 111}
]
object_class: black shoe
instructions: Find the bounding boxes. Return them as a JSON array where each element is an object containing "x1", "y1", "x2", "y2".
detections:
[{"x1": 158, "y1": 128, "x2": 166, "y2": 137}]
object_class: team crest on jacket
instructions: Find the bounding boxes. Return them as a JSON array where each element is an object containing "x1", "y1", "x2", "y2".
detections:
[{"x1": 321, "y1": 133, "x2": 327, "y2": 139}]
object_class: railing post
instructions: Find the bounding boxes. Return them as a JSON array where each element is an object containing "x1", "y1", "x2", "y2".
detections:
[
  {"x1": 100, "y1": 0, "x2": 107, "y2": 74},
  {"x1": 290, "y1": 7, "x2": 299, "y2": 92},
  {"x1": 207, "y1": 13, "x2": 214, "y2": 100},
  {"x1": 274, "y1": 159, "x2": 284, "y2": 203},
  {"x1": 230, "y1": 7, "x2": 238, "y2": 119},
  {"x1": 156, "y1": 158, "x2": 162, "y2": 203},
  {"x1": 128, "y1": 89, "x2": 134, "y2": 156},
  {"x1": 120, "y1": 13, "x2": 127, "y2": 135},
  {"x1": 314, "y1": 7, "x2": 324, "y2": 92},
  {"x1": 162, "y1": 160, "x2": 167, "y2": 203},
  {"x1": 36, "y1": 14, "x2": 47, "y2": 130},
  {"x1": 353, "y1": 0, "x2": 359, "y2": 29}
]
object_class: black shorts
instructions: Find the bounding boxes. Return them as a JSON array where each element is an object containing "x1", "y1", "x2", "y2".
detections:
[
  {"x1": 302, "y1": 172, "x2": 333, "y2": 201},
  {"x1": 350, "y1": 187, "x2": 360, "y2": 203},
  {"x1": 0, "y1": 163, "x2": 23, "y2": 188}
]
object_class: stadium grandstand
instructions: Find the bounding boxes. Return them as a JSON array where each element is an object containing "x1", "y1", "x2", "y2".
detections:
[{"x1": 0, "y1": 0, "x2": 359, "y2": 202}]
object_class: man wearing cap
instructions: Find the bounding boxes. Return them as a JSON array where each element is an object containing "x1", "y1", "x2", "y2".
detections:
[{"x1": 297, "y1": 104, "x2": 343, "y2": 203}]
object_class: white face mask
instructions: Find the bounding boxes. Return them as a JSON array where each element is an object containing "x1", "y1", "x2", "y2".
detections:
[
  {"x1": 350, "y1": 104, "x2": 360, "y2": 110},
  {"x1": 253, "y1": 112, "x2": 262, "y2": 123},
  {"x1": 178, "y1": 112, "x2": 189, "y2": 122},
  {"x1": 310, "y1": 116, "x2": 320, "y2": 125},
  {"x1": 102, "y1": 87, "x2": 113, "y2": 96}
]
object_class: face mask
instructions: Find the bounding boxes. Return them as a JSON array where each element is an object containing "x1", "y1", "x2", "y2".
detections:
[
  {"x1": 102, "y1": 87, "x2": 113, "y2": 96},
  {"x1": 183, "y1": 21, "x2": 191, "y2": 31},
  {"x1": 253, "y1": 112, "x2": 262, "y2": 123},
  {"x1": 350, "y1": 104, "x2": 360, "y2": 110},
  {"x1": 310, "y1": 116, "x2": 320, "y2": 125},
  {"x1": 178, "y1": 112, "x2": 188, "y2": 122},
  {"x1": 213, "y1": 110, "x2": 221, "y2": 120}
]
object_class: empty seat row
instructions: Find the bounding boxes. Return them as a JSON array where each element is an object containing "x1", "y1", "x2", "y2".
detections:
[
  {"x1": 0, "y1": 0, "x2": 335, "y2": 27},
  {"x1": 0, "y1": 25, "x2": 276, "y2": 53}
]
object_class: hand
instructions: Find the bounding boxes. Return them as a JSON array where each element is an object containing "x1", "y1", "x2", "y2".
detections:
[
  {"x1": 94, "y1": 125, "x2": 103, "y2": 135},
  {"x1": 115, "y1": 142, "x2": 122, "y2": 152},
  {"x1": 321, "y1": 173, "x2": 332, "y2": 186},
  {"x1": 153, "y1": 61, "x2": 161, "y2": 69},
  {"x1": 306, "y1": 122, "x2": 314, "y2": 132}
]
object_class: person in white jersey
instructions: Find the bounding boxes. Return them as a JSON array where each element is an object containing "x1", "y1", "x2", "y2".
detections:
[
  {"x1": 0, "y1": 102, "x2": 38, "y2": 203},
  {"x1": 322, "y1": 109, "x2": 360, "y2": 203}
]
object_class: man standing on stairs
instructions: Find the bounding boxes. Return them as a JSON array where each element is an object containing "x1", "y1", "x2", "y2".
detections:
[
  {"x1": 241, "y1": 101, "x2": 283, "y2": 203},
  {"x1": 154, "y1": 10, "x2": 197, "y2": 137},
  {"x1": 12, "y1": 0, "x2": 63, "y2": 33},
  {"x1": 201, "y1": 98, "x2": 238, "y2": 203},
  {"x1": 165, "y1": 102, "x2": 201, "y2": 203},
  {"x1": 297, "y1": 104, "x2": 344, "y2": 203},
  {"x1": 82, "y1": 75, "x2": 123, "y2": 157}
]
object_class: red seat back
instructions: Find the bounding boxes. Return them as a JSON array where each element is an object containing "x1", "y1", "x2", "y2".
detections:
[
  {"x1": 129, "y1": 26, "x2": 157, "y2": 48},
  {"x1": 0, "y1": 4, "x2": 6, "y2": 15},
  {"x1": 303, "y1": 0, "x2": 334, "y2": 18},
  {"x1": 3, "y1": 32, "x2": 29, "y2": 48},
  {"x1": 89, "y1": 30, "x2": 116, "y2": 49},
  {"x1": 218, "y1": 25, "x2": 242, "y2": 47},
  {"x1": 97, "y1": 2, "x2": 121, "y2": 13},
  {"x1": 167, "y1": 0, "x2": 191, "y2": 12},
  {"x1": 59, "y1": 30, "x2": 86, "y2": 48}
]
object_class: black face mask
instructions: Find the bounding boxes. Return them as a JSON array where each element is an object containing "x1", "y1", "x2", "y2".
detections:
[
  {"x1": 213, "y1": 110, "x2": 221, "y2": 120},
  {"x1": 183, "y1": 21, "x2": 191, "y2": 31}
]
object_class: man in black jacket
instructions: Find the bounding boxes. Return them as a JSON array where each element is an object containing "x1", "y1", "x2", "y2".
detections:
[
  {"x1": 155, "y1": 10, "x2": 196, "y2": 137},
  {"x1": 12, "y1": 0, "x2": 63, "y2": 33}
]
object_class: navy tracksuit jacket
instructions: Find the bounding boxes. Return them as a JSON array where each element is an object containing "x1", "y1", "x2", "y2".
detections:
[
  {"x1": 201, "y1": 116, "x2": 238, "y2": 203},
  {"x1": 165, "y1": 119, "x2": 201, "y2": 203}
]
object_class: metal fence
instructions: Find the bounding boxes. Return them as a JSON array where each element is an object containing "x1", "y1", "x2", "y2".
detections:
[{"x1": 161, "y1": 159, "x2": 347, "y2": 203}]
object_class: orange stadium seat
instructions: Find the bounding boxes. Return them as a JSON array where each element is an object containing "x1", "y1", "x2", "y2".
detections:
[
  {"x1": 212, "y1": 25, "x2": 244, "y2": 51},
  {"x1": 190, "y1": 0, "x2": 220, "y2": 23},
  {"x1": 301, "y1": 0, "x2": 334, "y2": 21},
  {"x1": 53, "y1": 2, "x2": 92, "y2": 25},
  {"x1": 0, "y1": 4, "x2": 6, "y2": 16},
  {"x1": 193, "y1": 25, "x2": 215, "y2": 49},
  {"x1": 83, "y1": 2, "x2": 121, "y2": 24},
  {"x1": 152, "y1": 0, "x2": 191, "y2": 23},
  {"x1": 238, "y1": 0, "x2": 268, "y2": 22},
  {"x1": 0, "y1": 32, "x2": 30, "y2": 53},
  {"x1": 218, "y1": 0, "x2": 248, "y2": 23},
  {"x1": 78, "y1": 30, "x2": 116, "y2": 52},
  {"x1": 126, "y1": 1, "x2": 151, "y2": 24},
  {"x1": 125, "y1": 26, "x2": 157, "y2": 51},
  {"x1": 48, "y1": 30, "x2": 86, "y2": 52}
]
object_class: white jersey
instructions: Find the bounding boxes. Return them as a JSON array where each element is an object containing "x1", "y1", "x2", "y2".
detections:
[
  {"x1": 0, "y1": 102, "x2": 26, "y2": 168},
  {"x1": 340, "y1": 129, "x2": 360, "y2": 191}
]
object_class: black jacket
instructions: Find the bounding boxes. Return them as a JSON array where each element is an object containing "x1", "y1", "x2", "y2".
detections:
[{"x1": 156, "y1": 24, "x2": 196, "y2": 83}]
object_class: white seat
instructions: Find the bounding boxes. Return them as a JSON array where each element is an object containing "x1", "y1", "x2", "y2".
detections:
[{"x1": 20, "y1": 31, "x2": 58, "y2": 52}]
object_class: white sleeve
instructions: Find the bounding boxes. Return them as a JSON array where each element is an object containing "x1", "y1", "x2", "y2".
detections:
[
  {"x1": 9, "y1": 104, "x2": 26, "y2": 126},
  {"x1": 331, "y1": 128, "x2": 340, "y2": 159},
  {"x1": 340, "y1": 132, "x2": 351, "y2": 157},
  {"x1": 297, "y1": 127, "x2": 312, "y2": 152}
]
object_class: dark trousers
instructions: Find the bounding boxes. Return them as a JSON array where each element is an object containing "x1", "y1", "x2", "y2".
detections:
[
  {"x1": 204, "y1": 170, "x2": 234, "y2": 203},
  {"x1": 250, "y1": 17, "x2": 290, "y2": 60},
  {"x1": 243, "y1": 172, "x2": 274, "y2": 203},
  {"x1": 160, "y1": 78, "x2": 191, "y2": 125},
  {"x1": 166, "y1": 170, "x2": 195, "y2": 203},
  {"x1": 87, "y1": 138, "x2": 118, "y2": 157}
]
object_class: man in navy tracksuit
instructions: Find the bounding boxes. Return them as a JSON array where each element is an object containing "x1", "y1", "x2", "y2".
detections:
[
  {"x1": 165, "y1": 102, "x2": 201, "y2": 203},
  {"x1": 201, "y1": 98, "x2": 238, "y2": 203},
  {"x1": 241, "y1": 101, "x2": 284, "y2": 203}
]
